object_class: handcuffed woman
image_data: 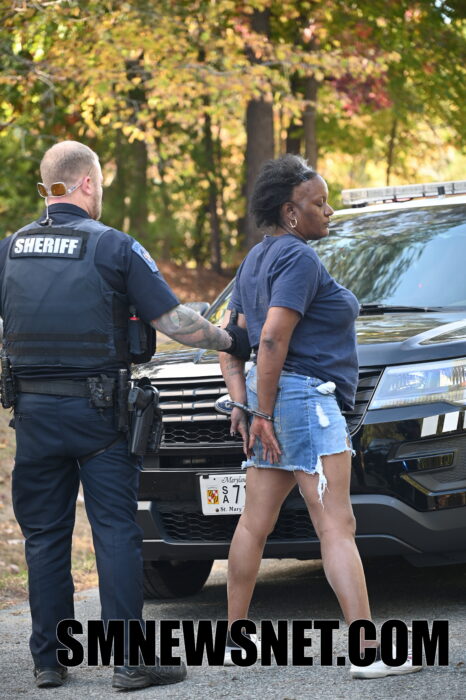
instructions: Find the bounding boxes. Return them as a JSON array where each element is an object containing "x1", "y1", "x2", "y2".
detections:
[{"x1": 219, "y1": 154, "x2": 422, "y2": 679}]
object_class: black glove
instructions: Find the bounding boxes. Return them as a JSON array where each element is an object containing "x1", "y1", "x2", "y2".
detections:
[{"x1": 224, "y1": 323, "x2": 251, "y2": 361}]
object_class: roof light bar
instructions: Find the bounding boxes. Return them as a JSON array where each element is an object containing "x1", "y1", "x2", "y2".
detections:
[{"x1": 342, "y1": 180, "x2": 466, "y2": 207}]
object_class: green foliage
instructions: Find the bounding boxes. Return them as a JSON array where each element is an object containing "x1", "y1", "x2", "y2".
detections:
[{"x1": 0, "y1": 0, "x2": 464, "y2": 264}]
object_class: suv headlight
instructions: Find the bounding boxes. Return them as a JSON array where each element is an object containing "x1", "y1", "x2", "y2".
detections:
[{"x1": 368, "y1": 357, "x2": 466, "y2": 410}]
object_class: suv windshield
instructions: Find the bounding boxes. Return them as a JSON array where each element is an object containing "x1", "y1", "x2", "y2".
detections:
[
  {"x1": 206, "y1": 202, "x2": 466, "y2": 324},
  {"x1": 315, "y1": 203, "x2": 466, "y2": 308}
]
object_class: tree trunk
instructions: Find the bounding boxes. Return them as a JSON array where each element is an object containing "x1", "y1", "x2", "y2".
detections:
[
  {"x1": 286, "y1": 30, "x2": 319, "y2": 168},
  {"x1": 245, "y1": 99, "x2": 274, "y2": 249},
  {"x1": 127, "y1": 138, "x2": 148, "y2": 242},
  {"x1": 386, "y1": 116, "x2": 398, "y2": 186},
  {"x1": 286, "y1": 75, "x2": 301, "y2": 154},
  {"x1": 244, "y1": 9, "x2": 274, "y2": 249},
  {"x1": 286, "y1": 119, "x2": 301, "y2": 155},
  {"x1": 125, "y1": 55, "x2": 149, "y2": 243},
  {"x1": 157, "y1": 149, "x2": 174, "y2": 261},
  {"x1": 190, "y1": 204, "x2": 208, "y2": 268},
  {"x1": 303, "y1": 75, "x2": 318, "y2": 168},
  {"x1": 104, "y1": 129, "x2": 126, "y2": 231},
  {"x1": 203, "y1": 110, "x2": 222, "y2": 272}
]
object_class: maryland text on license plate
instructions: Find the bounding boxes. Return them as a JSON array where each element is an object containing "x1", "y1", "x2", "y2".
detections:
[{"x1": 199, "y1": 473, "x2": 246, "y2": 515}]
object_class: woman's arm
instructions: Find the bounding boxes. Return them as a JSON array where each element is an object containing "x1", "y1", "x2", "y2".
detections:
[
  {"x1": 250, "y1": 306, "x2": 300, "y2": 463},
  {"x1": 219, "y1": 309, "x2": 250, "y2": 455}
]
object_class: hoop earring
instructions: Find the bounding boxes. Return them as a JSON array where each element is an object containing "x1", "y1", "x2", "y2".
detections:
[{"x1": 289, "y1": 216, "x2": 298, "y2": 229}]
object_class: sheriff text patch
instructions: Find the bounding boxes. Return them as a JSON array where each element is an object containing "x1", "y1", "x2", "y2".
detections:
[{"x1": 10, "y1": 234, "x2": 84, "y2": 259}]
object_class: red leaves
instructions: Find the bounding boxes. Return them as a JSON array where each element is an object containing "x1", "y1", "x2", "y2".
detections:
[{"x1": 333, "y1": 74, "x2": 393, "y2": 115}]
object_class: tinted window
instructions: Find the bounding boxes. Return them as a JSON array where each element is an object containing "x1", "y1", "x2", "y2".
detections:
[{"x1": 314, "y1": 204, "x2": 466, "y2": 308}]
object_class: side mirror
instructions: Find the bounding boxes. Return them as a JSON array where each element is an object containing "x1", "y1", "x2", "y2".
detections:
[
  {"x1": 214, "y1": 394, "x2": 234, "y2": 415},
  {"x1": 184, "y1": 301, "x2": 210, "y2": 316}
]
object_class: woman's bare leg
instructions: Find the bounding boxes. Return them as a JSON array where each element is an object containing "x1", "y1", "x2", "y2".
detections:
[
  {"x1": 227, "y1": 467, "x2": 295, "y2": 626},
  {"x1": 295, "y1": 451, "x2": 372, "y2": 625}
]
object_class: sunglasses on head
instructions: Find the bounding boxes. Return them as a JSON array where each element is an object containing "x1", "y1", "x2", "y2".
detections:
[
  {"x1": 36, "y1": 167, "x2": 93, "y2": 198},
  {"x1": 37, "y1": 180, "x2": 84, "y2": 198}
]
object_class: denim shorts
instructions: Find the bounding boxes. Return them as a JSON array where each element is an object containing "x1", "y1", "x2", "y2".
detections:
[{"x1": 242, "y1": 365, "x2": 351, "y2": 502}]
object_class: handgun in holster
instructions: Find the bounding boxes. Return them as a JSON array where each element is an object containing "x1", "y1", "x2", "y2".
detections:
[
  {"x1": 127, "y1": 377, "x2": 163, "y2": 456},
  {"x1": 0, "y1": 351, "x2": 16, "y2": 409}
]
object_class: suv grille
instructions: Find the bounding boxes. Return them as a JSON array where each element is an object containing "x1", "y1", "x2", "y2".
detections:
[
  {"x1": 343, "y1": 367, "x2": 383, "y2": 435},
  {"x1": 150, "y1": 375, "x2": 239, "y2": 450},
  {"x1": 163, "y1": 422, "x2": 241, "y2": 445},
  {"x1": 159, "y1": 509, "x2": 316, "y2": 541},
  {"x1": 152, "y1": 367, "x2": 383, "y2": 449}
]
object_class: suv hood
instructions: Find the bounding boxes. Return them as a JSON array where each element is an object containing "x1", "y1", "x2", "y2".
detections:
[
  {"x1": 355, "y1": 311, "x2": 466, "y2": 365},
  {"x1": 137, "y1": 311, "x2": 466, "y2": 379},
  {"x1": 355, "y1": 310, "x2": 466, "y2": 343}
]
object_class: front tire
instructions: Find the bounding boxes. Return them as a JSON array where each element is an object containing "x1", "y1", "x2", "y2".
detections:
[{"x1": 143, "y1": 559, "x2": 214, "y2": 599}]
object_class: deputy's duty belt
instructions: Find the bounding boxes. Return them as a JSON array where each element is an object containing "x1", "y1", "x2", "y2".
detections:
[
  {"x1": 15, "y1": 375, "x2": 163, "y2": 455},
  {"x1": 17, "y1": 379, "x2": 90, "y2": 397},
  {"x1": 17, "y1": 377, "x2": 115, "y2": 406}
]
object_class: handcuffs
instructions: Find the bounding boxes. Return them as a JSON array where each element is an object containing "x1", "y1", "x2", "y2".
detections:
[{"x1": 215, "y1": 396, "x2": 274, "y2": 422}]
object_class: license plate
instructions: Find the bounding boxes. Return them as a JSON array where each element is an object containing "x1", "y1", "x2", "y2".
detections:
[{"x1": 199, "y1": 473, "x2": 246, "y2": 515}]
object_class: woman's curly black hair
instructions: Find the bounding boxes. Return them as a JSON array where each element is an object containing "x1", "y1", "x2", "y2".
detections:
[{"x1": 250, "y1": 154, "x2": 317, "y2": 228}]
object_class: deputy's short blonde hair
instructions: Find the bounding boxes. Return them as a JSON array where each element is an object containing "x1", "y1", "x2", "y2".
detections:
[{"x1": 40, "y1": 141, "x2": 99, "y2": 189}]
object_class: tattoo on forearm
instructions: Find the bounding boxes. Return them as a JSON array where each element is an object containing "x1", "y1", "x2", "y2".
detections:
[
  {"x1": 224, "y1": 367, "x2": 242, "y2": 379},
  {"x1": 224, "y1": 357, "x2": 242, "y2": 374},
  {"x1": 152, "y1": 305, "x2": 231, "y2": 350},
  {"x1": 220, "y1": 356, "x2": 246, "y2": 400}
]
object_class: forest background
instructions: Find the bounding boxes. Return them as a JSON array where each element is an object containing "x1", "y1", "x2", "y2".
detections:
[{"x1": 1, "y1": 0, "x2": 466, "y2": 275}]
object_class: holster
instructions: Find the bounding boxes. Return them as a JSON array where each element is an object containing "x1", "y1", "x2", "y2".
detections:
[
  {"x1": 117, "y1": 369, "x2": 130, "y2": 432},
  {"x1": 0, "y1": 351, "x2": 16, "y2": 409},
  {"x1": 127, "y1": 377, "x2": 163, "y2": 456}
]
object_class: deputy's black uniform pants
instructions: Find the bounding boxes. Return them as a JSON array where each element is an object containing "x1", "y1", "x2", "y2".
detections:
[{"x1": 11, "y1": 392, "x2": 143, "y2": 668}]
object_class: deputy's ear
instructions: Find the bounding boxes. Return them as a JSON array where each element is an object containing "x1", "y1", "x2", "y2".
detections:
[{"x1": 81, "y1": 175, "x2": 93, "y2": 195}]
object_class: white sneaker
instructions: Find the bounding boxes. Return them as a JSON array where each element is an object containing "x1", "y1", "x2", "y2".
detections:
[
  {"x1": 224, "y1": 633, "x2": 260, "y2": 666},
  {"x1": 350, "y1": 646, "x2": 422, "y2": 679}
]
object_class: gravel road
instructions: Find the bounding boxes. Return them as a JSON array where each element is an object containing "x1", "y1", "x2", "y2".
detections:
[{"x1": 1, "y1": 558, "x2": 465, "y2": 699}]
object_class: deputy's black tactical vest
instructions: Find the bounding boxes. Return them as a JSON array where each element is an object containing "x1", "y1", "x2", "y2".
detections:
[{"x1": 1, "y1": 218, "x2": 131, "y2": 370}]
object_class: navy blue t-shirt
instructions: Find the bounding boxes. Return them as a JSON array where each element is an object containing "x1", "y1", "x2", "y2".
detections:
[
  {"x1": 0, "y1": 203, "x2": 179, "y2": 378},
  {"x1": 229, "y1": 233, "x2": 360, "y2": 410}
]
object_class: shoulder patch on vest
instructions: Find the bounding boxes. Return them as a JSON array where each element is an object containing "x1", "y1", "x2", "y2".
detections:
[{"x1": 131, "y1": 240, "x2": 158, "y2": 273}]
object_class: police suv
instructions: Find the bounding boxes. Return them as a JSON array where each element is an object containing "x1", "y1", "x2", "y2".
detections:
[{"x1": 136, "y1": 181, "x2": 466, "y2": 599}]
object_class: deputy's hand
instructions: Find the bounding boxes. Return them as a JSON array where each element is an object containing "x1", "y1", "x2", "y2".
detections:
[
  {"x1": 230, "y1": 406, "x2": 249, "y2": 456},
  {"x1": 248, "y1": 416, "x2": 281, "y2": 464}
]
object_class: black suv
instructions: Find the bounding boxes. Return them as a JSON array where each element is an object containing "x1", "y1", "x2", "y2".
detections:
[{"x1": 136, "y1": 182, "x2": 466, "y2": 599}]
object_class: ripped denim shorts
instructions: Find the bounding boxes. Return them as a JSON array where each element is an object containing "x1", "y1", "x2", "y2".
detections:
[{"x1": 242, "y1": 365, "x2": 351, "y2": 502}]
